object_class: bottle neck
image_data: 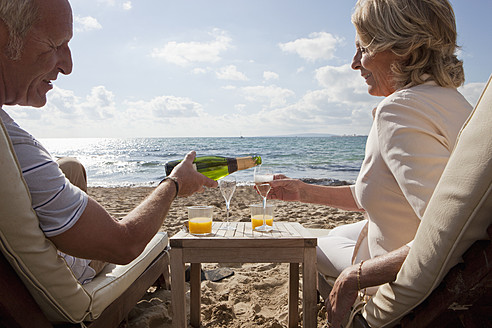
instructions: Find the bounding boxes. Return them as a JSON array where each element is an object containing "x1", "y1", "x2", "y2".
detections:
[{"x1": 226, "y1": 157, "x2": 238, "y2": 173}]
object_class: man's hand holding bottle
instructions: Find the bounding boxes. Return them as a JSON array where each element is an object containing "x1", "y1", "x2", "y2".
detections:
[{"x1": 169, "y1": 151, "x2": 218, "y2": 197}]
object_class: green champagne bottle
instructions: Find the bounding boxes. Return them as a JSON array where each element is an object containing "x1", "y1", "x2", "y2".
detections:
[{"x1": 164, "y1": 155, "x2": 262, "y2": 180}]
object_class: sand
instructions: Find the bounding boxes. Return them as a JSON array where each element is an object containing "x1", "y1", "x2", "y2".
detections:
[{"x1": 89, "y1": 186, "x2": 364, "y2": 328}]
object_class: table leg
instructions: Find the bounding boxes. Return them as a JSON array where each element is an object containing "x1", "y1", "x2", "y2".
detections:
[
  {"x1": 288, "y1": 263, "x2": 300, "y2": 328},
  {"x1": 303, "y1": 247, "x2": 317, "y2": 328},
  {"x1": 190, "y1": 263, "x2": 202, "y2": 328},
  {"x1": 170, "y1": 248, "x2": 186, "y2": 328}
]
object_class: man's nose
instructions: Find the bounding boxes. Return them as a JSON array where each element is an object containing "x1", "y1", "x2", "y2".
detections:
[{"x1": 58, "y1": 44, "x2": 73, "y2": 75}]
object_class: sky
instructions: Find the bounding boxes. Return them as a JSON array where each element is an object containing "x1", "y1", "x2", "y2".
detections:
[{"x1": 4, "y1": 0, "x2": 491, "y2": 138}]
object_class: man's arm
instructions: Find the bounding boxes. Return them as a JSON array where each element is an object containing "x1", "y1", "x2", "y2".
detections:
[{"x1": 49, "y1": 151, "x2": 217, "y2": 264}]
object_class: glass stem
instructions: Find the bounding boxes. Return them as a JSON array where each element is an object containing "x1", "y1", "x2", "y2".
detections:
[
  {"x1": 262, "y1": 196, "x2": 267, "y2": 226},
  {"x1": 226, "y1": 202, "x2": 230, "y2": 224}
]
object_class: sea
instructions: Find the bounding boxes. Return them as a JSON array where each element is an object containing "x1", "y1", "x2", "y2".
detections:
[{"x1": 39, "y1": 136, "x2": 367, "y2": 188}]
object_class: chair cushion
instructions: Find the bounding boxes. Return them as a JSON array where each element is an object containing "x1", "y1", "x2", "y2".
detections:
[
  {"x1": 362, "y1": 75, "x2": 492, "y2": 327},
  {"x1": 83, "y1": 232, "x2": 168, "y2": 320},
  {"x1": 305, "y1": 227, "x2": 332, "y2": 238},
  {"x1": 0, "y1": 119, "x2": 91, "y2": 323},
  {"x1": 0, "y1": 119, "x2": 168, "y2": 323}
]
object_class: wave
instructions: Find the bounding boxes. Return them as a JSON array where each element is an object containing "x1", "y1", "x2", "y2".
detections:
[{"x1": 300, "y1": 177, "x2": 354, "y2": 186}]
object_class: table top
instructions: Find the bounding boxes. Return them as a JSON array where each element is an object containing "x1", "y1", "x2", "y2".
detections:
[{"x1": 170, "y1": 221, "x2": 317, "y2": 248}]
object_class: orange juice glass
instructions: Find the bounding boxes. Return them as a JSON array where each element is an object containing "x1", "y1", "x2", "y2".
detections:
[
  {"x1": 188, "y1": 206, "x2": 213, "y2": 235},
  {"x1": 251, "y1": 215, "x2": 273, "y2": 230},
  {"x1": 249, "y1": 204, "x2": 275, "y2": 230}
]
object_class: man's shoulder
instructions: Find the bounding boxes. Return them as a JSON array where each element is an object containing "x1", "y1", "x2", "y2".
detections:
[{"x1": 1, "y1": 109, "x2": 49, "y2": 156}]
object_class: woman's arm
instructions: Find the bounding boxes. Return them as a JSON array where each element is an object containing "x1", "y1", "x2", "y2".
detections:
[
  {"x1": 268, "y1": 176, "x2": 363, "y2": 211},
  {"x1": 325, "y1": 245, "x2": 410, "y2": 327}
]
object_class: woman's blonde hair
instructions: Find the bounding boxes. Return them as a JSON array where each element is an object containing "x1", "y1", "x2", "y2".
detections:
[
  {"x1": 352, "y1": 0, "x2": 465, "y2": 89},
  {"x1": 0, "y1": 0, "x2": 39, "y2": 60}
]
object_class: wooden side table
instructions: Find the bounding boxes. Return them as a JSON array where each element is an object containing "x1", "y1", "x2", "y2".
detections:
[{"x1": 170, "y1": 221, "x2": 317, "y2": 328}]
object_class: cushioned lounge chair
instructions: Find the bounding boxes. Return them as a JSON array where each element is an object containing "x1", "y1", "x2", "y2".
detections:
[
  {"x1": 0, "y1": 119, "x2": 170, "y2": 327},
  {"x1": 318, "y1": 74, "x2": 492, "y2": 328}
]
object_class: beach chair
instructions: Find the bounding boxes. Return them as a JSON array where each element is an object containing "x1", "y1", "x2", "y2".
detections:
[
  {"x1": 0, "y1": 119, "x2": 170, "y2": 327},
  {"x1": 318, "y1": 74, "x2": 492, "y2": 327}
]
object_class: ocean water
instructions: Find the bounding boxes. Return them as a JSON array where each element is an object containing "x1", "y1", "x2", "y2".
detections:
[{"x1": 39, "y1": 136, "x2": 367, "y2": 187}]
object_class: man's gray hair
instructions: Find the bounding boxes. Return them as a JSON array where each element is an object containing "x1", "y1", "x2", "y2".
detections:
[{"x1": 0, "y1": 0, "x2": 39, "y2": 60}]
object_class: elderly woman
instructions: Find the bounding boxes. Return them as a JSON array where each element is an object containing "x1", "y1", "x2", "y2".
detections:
[{"x1": 268, "y1": 0, "x2": 472, "y2": 326}]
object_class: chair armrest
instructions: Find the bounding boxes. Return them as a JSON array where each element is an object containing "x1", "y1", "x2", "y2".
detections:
[{"x1": 353, "y1": 313, "x2": 371, "y2": 328}]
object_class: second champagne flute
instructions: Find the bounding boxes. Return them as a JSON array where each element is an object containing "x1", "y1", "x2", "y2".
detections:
[
  {"x1": 218, "y1": 176, "x2": 236, "y2": 230},
  {"x1": 254, "y1": 166, "x2": 274, "y2": 232}
]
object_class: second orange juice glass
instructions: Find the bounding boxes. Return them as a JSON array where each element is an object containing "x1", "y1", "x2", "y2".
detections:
[{"x1": 249, "y1": 204, "x2": 275, "y2": 230}]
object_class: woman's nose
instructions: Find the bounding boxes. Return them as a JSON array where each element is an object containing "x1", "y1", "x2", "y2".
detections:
[{"x1": 351, "y1": 49, "x2": 362, "y2": 70}]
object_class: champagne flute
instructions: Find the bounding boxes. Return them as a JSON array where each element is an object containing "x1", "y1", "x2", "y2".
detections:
[
  {"x1": 254, "y1": 166, "x2": 274, "y2": 232},
  {"x1": 218, "y1": 176, "x2": 236, "y2": 230}
]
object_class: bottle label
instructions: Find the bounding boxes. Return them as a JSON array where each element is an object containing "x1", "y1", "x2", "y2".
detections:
[{"x1": 236, "y1": 157, "x2": 255, "y2": 170}]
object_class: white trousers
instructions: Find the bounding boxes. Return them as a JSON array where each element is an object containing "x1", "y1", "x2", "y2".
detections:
[{"x1": 317, "y1": 220, "x2": 370, "y2": 277}]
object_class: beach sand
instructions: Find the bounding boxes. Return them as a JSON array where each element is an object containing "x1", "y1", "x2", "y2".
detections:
[{"x1": 89, "y1": 186, "x2": 364, "y2": 328}]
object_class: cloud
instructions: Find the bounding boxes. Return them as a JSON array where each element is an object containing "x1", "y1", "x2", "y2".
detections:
[
  {"x1": 279, "y1": 32, "x2": 343, "y2": 62},
  {"x1": 315, "y1": 64, "x2": 375, "y2": 104},
  {"x1": 216, "y1": 65, "x2": 248, "y2": 81},
  {"x1": 459, "y1": 82, "x2": 486, "y2": 107},
  {"x1": 3, "y1": 85, "x2": 117, "y2": 134},
  {"x1": 151, "y1": 29, "x2": 232, "y2": 66},
  {"x1": 47, "y1": 87, "x2": 79, "y2": 115},
  {"x1": 82, "y1": 86, "x2": 116, "y2": 120},
  {"x1": 125, "y1": 95, "x2": 204, "y2": 119},
  {"x1": 209, "y1": 63, "x2": 377, "y2": 135},
  {"x1": 97, "y1": 0, "x2": 116, "y2": 5},
  {"x1": 235, "y1": 104, "x2": 246, "y2": 113},
  {"x1": 94, "y1": 0, "x2": 132, "y2": 9},
  {"x1": 26, "y1": 86, "x2": 116, "y2": 121},
  {"x1": 226, "y1": 63, "x2": 378, "y2": 135},
  {"x1": 74, "y1": 16, "x2": 102, "y2": 32},
  {"x1": 241, "y1": 85, "x2": 295, "y2": 108},
  {"x1": 192, "y1": 68, "x2": 208, "y2": 75},
  {"x1": 44, "y1": 86, "x2": 117, "y2": 121},
  {"x1": 222, "y1": 85, "x2": 236, "y2": 90},
  {"x1": 4, "y1": 65, "x2": 372, "y2": 137},
  {"x1": 8, "y1": 65, "x2": 483, "y2": 138},
  {"x1": 263, "y1": 71, "x2": 279, "y2": 81},
  {"x1": 122, "y1": 1, "x2": 132, "y2": 10}
]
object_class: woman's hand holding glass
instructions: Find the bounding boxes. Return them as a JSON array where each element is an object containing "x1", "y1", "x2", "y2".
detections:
[{"x1": 267, "y1": 175, "x2": 303, "y2": 202}]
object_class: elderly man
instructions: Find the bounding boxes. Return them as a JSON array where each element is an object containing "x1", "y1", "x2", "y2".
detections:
[{"x1": 0, "y1": 0, "x2": 217, "y2": 283}]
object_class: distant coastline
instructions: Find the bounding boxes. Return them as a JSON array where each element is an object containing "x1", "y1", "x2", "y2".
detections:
[
  {"x1": 269, "y1": 133, "x2": 366, "y2": 138},
  {"x1": 270, "y1": 133, "x2": 336, "y2": 137}
]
